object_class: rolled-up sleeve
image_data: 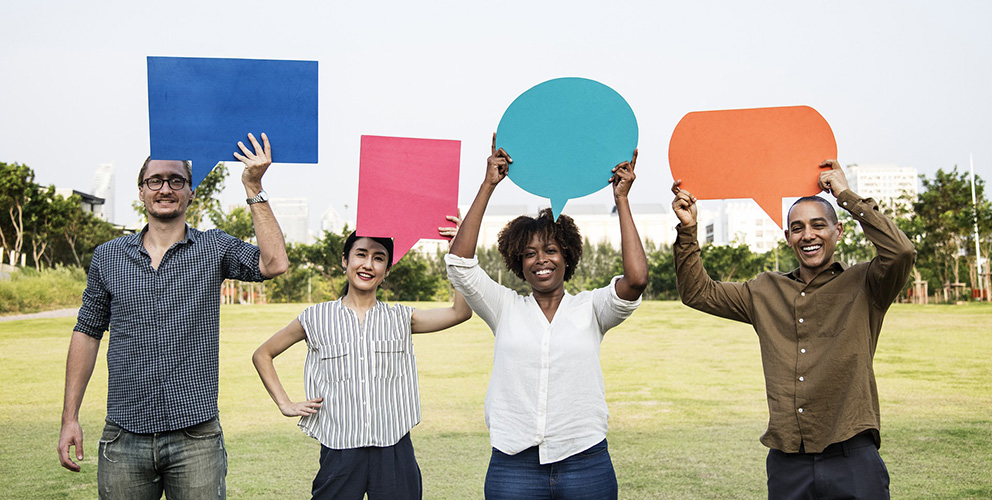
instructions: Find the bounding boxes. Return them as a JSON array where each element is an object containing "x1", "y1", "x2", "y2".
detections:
[
  {"x1": 593, "y1": 275, "x2": 642, "y2": 332},
  {"x1": 445, "y1": 253, "x2": 514, "y2": 333},
  {"x1": 74, "y1": 244, "x2": 111, "y2": 339}
]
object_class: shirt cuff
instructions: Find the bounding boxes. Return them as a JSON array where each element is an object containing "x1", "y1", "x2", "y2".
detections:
[{"x1": 608, "y1": 275, "x2": 642, "y2": 308}]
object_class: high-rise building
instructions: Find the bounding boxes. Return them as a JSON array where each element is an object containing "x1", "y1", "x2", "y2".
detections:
[
  {"x1": 91, "y1": 163, "x2": 115, "y2": 222},
  {"x1": 846, "y1": 163, "x2": 918, "y2": 211},
  {"x1": 270, "y1": 198, "x2": 309, "y2": 244}
]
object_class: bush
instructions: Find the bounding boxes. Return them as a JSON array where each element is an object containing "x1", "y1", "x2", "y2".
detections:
[{"x1": 0, "y1": 266, "x2": 87, "y2": 315}]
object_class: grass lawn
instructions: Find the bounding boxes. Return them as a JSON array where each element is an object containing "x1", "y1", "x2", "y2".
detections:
[{"x1": 1, "y1": 302, "x2": 989, "y2": 499}]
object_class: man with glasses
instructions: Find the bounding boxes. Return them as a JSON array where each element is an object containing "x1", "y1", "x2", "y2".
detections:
[{"x1": 57, "y1": 133, "x2": 289, "y2": 499}]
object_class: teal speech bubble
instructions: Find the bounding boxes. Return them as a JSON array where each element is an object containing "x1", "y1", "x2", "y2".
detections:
[{"x1": 496, "y1": 77, "x2": 638, "y2": 220}]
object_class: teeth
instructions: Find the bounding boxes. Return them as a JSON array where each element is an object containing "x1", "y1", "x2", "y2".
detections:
[
  {"x1": 536, "y1": 269, "x2": 551, "y2": 276},
  {"x1": 802, "y1": 245, "x2": 821, "y2": 252}
]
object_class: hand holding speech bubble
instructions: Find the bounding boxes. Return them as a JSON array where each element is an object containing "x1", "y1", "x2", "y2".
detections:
[
  {"x1": 668, "y1": 105, "x2": 837, "y2": 229},
  {"x1": 495, "y1": 78, "x2": 638, "y2": 220},
  {"x1": 356, "y1": 135, "x2": 460, "y2": 265},
  {"x1": 147, "y1": 56, "x2": 318, "y2": 189}
]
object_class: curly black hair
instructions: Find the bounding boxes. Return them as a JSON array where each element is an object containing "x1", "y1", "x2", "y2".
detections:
[{"x1": 497, "y1": 208, "x2": 583, "y2": 281}]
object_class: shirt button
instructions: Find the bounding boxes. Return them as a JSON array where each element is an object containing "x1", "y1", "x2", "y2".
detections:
[
  {"x1": 801, "y1": 348, "x2": 807, "y2": 354},
  {"x1": 798, "y1": 408, "x2": 804, "y2": 413},
  {"x1": 799, "y1": 318, "x2": 804, "y2": 323},
  {"x1": 860, "y1": 212, "x2": 864, "y2": 216},
  {"x1": 801, "y1": 292, "x2": 806, "y2": 297},
  {"x1": 843, "y1": 201, "x2": 848, "y2": 206},
  {"x1": 799, "y1": 376, "x2": 805, "y2": 382}
]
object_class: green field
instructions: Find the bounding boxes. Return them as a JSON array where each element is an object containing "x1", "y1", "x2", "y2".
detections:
[{"x1": 1, "y1": 302, "x2": 989, "y2": 499}]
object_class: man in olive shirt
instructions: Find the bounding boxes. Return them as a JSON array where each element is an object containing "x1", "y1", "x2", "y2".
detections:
[{"x1": 671, "y1": 160, "x2": 915, "y2": 499}]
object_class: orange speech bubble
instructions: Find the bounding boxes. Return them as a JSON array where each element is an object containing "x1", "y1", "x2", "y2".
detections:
[{"x1": 668, "y1": 105, "x2": 837, "y2": 229}]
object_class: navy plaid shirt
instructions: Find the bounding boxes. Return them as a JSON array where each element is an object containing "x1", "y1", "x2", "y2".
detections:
[{"x1": 75, "y1": 225, "x2": 266, "y2": 433}]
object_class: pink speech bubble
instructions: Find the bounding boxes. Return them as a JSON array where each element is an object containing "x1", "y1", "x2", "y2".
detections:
[
  {"x1": 356, "y1": 135, "x2": 460, "y2": 265},
  {"x1": 669, "y1": 105, "x2": 837, "y2": 229}
]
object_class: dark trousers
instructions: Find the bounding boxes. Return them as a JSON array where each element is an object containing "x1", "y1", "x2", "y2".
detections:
[
  {"x1": 311, "y1": 433, "x2": 421, "y2": 500},
  {"x1": 766, "y1": 432, "x2": 890, "y2": 500}
]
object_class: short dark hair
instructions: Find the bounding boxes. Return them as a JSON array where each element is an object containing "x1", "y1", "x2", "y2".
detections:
[
  {"x1": 138, "y1": 157, "x2": 192, "y2": 186},
  {"x1": 497, "y1": 208, "x2": 583, "y2": 281},
  {"x1": 788, "y1": 196, "x2": 838, "y2": 225}
]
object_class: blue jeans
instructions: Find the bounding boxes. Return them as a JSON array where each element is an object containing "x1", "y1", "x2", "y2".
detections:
[
  {"x1": 97, "y1": 417, "x2": 227, "y2": 500},
  {"x1": 484, "y1": 439, "x2": 618, "y2": 500}
]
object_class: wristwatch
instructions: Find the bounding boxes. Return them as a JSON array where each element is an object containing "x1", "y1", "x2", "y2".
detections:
[{"x1": 246, "y1": 190, "x2": 269, "y2": 205}]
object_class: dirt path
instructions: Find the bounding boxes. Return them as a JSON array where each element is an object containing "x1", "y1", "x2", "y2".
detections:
[{"x1": 0, "y1": 307, "x2": 78, "y2": 322}]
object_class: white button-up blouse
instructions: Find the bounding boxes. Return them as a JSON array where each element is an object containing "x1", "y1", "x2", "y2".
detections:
[{"x1": 445, "y1": 253, "x2": 641, "y2": 464}]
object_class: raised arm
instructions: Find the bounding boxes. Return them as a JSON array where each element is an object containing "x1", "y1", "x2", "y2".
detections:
[
  {"x1": 57, "y1": 331, "x2": 100, "y2": 472},
  {"x1": 252, "y1": 319, "x2": 323, "y2": 417},
  {"x1": 234, "y1": 132, "x2": 289, "y2": 278},
  {"x1": 449, "y1": 133, "x2": 511, "y2": 259},
  {"x1": 818, "y1": 160, "x2": 916, "y2": 303},
  {"x1": 415, "y1": 214, "x2": 473, "y2": 332},
  {"x1": 610, "y1": 150, "x2": 648, "y2": 300}
]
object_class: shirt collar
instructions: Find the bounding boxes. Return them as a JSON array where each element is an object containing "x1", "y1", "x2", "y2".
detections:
[
  {"x1": 786, "y1": 261, "x2": 847, "y2": 282},
  {"x1": 128, "y1": 223, "x2": 196, "y2": 247}
]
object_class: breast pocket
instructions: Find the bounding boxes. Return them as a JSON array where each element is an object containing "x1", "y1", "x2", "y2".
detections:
[
  {"x1": 813, "y1": 293, "x2": 855, "y2": 337},
  {"x1": 315, "y1": 343, "x2": 352, "y2": 382},
  {"x1": 373, "y1": 340, "x2": 408, "y2": 379}
]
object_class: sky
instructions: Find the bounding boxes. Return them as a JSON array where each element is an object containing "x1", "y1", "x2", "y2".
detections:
[{"x1": 2, "y1": 1, "x2": 990, "y2": 232}]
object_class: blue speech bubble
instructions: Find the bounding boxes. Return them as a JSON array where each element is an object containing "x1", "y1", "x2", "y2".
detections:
[
  {"x1": 147, "y1": 56, "x2": 318, "y2": 189},
  {"x1": 496, "y1": 77, "x2": 638, "y2": 219}
]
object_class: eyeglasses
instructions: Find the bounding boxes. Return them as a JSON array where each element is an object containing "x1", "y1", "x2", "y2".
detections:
[{"x1": 141, "y1": 177, "x2": 188, "y2": 191}]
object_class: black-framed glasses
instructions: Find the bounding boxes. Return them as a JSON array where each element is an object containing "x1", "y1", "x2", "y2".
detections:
[{"x1": 141, "y1": 177, "x2": 188, "y2": 191}]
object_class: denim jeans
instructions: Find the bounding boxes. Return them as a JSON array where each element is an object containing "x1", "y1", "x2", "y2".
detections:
[
  {"x1": 97, "y1": 417, "x2": 227, "y2": 500},
  {"x1": 484, "y1": 439, "x2": 618, "y2": 500}
]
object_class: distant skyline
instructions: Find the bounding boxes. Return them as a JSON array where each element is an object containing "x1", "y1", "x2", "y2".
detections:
[{"x1": 3, "y1": 1, "x2": 990, "y2": 232}]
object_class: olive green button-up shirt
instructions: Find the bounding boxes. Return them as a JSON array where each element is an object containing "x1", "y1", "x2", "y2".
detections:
[{"x1": 674, "y1": 190, "x2": 916, "y2": 453}]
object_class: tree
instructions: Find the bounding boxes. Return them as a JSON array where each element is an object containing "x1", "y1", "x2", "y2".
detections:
[
  {"x1": 380, "y1": 251, "x2": 443, "y2": 301},
  {"x1": 210, "y1": 205, "x2": 254, "y2": 241},
  {"x1": 906, "y1": 167, "x2": 984, "y2": 300},
  {"x1": 0, "y1": 162, "x2": 35, "y2": 265}
]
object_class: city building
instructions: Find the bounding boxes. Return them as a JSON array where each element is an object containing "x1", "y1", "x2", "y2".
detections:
[
  {"x1": 846, "y1": 163, "x2": 918, "y2": 212},
  {"x1": 91, "y1": 163, "x2": 115, "y2": 222},
  {"x1": 269, "y1": 197, "x2": 309, "y2": 244}
]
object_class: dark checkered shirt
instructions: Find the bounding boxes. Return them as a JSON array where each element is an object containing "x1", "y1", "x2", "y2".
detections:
[{"x1": 74, "y1": 225, "x2": 265, "y2": 433}]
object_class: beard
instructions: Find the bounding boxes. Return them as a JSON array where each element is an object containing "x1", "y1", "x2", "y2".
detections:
[{"x1": 144, "y1": 197, "x2": 188, "y2": 221}]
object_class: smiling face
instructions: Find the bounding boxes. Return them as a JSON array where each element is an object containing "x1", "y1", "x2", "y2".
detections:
[
  {"x1": 138, "y1": 160, "x2": 192, "y2": 222},
  {"x1": 521, "y1": 233, "x2": 567, "y2": 294},
  {"x1": 342, "y1": 237, "x2": 391, "y2": 295},
  {"x1": 786, "y1": 200, "x2": 843, "y2": 281}
]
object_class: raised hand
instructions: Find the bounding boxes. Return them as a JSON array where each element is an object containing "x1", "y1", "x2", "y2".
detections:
[
  {"x1": 234, "y1": 132, "x2": 273, "y2": 190},
  {"x1": 610, "y1": 149, "x2": 638, "y2": 199},
  {"x1": 485, "y1": 133, "x2": 512, "y2": 187},
  {"x1": 671, "y1": 180, "x2": 698, "y2": 226},
  {"x1": 817, "y1": 159, "x2": 849, "y2": 197}
]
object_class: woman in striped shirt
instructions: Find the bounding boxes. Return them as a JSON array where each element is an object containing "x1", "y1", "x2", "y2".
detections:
[{"x1": 252, "y1": 227, "x2": 471, "y2": 500}]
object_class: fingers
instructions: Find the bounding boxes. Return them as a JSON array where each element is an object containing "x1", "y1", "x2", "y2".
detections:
[
  {"x1": 58, "y1": 436, "x2": 81, "y2": 472},
  {"x1": 629, "y1": 149, "x2": 638, "y2": 171},
  {"x1": 261, "y1": 132, "x2": 272, "y2": 159},
  {"x1": 237, "y1": 140, "x2": 252, "y2": 156},
  {"x1": 491, "y1": 132, "x2": 496, "y2": 155},
  {"x1": 671, "y1": 180, "x2": 683, "y2": 195},
  {"x1": 819, "y1": 159, "x2": 840, "y2": 171}
]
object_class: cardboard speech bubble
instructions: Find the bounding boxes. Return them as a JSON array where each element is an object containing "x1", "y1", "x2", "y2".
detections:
[
  {"x1": 147, "y1": 56, "x2": 319, "y2": 189},
  {"x1": 356, "y1": 135, "x2": 460, "y2": 265},
  {"x1": 668, "y1": 105, "x2": 837, "y2": 229},
  {"x1": 495, "y1": 77, "x2": 638, "y2": 220}
]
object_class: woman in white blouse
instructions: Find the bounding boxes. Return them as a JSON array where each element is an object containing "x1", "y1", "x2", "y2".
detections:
[
  {"x1": 253, "y1": 230, "x2": 471, "y2": 500},
  {"x1": 446, "y1": 135, "x2": 648, "y2": 500}
]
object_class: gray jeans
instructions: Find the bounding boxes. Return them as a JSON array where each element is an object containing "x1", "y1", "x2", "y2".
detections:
[{"x1": 97, "y1": 417, "x2": 227, "y2": 500}]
